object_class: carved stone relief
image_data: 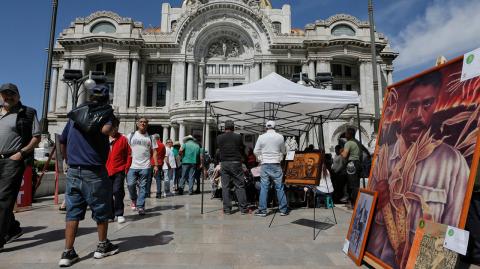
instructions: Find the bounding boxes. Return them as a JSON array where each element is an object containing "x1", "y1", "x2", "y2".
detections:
[{"x1": 207, "y1": 38, "x2": 240, "y2": 58}]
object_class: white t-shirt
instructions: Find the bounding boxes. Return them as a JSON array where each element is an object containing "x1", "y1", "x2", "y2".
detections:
[
  {"x1": 162, "y1": 146, "x2": 177, "y2": 170},
  {"x1": 127, "y1": 131, "x2": 157, "y2": 169}
]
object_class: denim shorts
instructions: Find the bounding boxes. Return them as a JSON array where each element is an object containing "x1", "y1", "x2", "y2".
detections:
[{"x1": 65, "y1": 166, "x2": 112, "y2": 222}]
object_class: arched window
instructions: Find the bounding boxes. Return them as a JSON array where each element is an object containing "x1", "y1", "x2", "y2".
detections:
[
  {"x1": 331, "y1": 24, "x2": 355, "y2": 36},
  {"x1": 171, "y1": 20, "x2": 177, "y2": 31},
  {"x1": 90, "y1": 21, "x2": 116, "y2": 34},
  {"x1": 272, "y1": 21, "x2": 282, "y2": 34}
]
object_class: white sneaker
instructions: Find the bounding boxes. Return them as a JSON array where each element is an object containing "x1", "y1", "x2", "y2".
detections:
[{"x1": 117, "y1": 216, "x2": 126, "y2": 224}]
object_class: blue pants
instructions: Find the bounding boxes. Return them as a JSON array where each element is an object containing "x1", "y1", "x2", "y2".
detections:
[
  {"x1": 258, "y1": 164, "x2": 288, "y2": 214},
  {"x1": 127, "y1": 168, "x2": 150, "y2": 209},
  {"x1": 179, "y1": 164, "x2": 196, "y2": 194}
]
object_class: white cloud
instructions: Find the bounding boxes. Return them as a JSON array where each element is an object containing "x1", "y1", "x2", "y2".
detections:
[{"x1": 393, "y1": 0, "x2": 480, "y2": 71}]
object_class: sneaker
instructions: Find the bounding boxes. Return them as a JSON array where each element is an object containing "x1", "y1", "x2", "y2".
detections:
[
  {"x1": 93, "y1": 240, "x2": 119, "y2": 259},
  {"x1": 254, "y1": 210, "x2": 267, "y2": 217},
  {"x1": 223, "y1": 210, "x2": 232, "y2": 215},
  {"x1": 130, "y1": 201, "x2": 137, "y2": 211},
  {"x1": 280, "y1": 211, "x2": 289, "y2": 216},
  {"x1": 58, "y1": 248, "x2": 79, "y2": 267},
  {"x1": 340, "y1": 196, "x2": 349, "y2": 203},
  {"x1": 241, "y1": 210, "x2": 248, "y2": 215},
  {"x1": 117, "y1": 216, "x2": 126, "y2": 224},
  {"x1": 138, "y1": 208, "x2": 145, "y2": 216},
  {"x1": 6, "y1": 227, "x2": 23, "y2": 243}
]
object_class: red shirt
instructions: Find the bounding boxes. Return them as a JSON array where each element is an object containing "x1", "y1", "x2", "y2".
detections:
[
  {"x1": 151, "y1": 140, "x2": 166, "y2": 167},
  {"x1": 106, "y1": 133, "x2": 131, "y2": 176}
]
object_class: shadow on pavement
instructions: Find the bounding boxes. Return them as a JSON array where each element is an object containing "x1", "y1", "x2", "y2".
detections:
[
  {"x1": 4, "y1": 227, "x2": 97, "y2": 252},
  {"x1": 291, "y1": 218, "x2": 335, "y2": 230},
  {"x1": 112, "y1": 231, "x2": 174, "y2": 252}
]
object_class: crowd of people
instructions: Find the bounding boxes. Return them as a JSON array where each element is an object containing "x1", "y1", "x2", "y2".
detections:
[{"x1": 0, "y1": 82, "x2": 366, "y2": 267}]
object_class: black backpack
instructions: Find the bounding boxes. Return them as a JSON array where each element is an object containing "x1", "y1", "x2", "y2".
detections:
[
  {"x1": 353, "y1": 139, "x2": 372, "y2": 178},
  {"x1": 67, "y1": 102, "x2": 114, "y2": 134}
]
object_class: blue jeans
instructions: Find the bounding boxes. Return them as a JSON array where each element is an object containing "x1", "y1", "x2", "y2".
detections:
[
  {"x1": 127, "y1": 168, "x2": 150, "y2": 209},
  {"x1": 163, "y1": 169, "x2": 175, "y2": 195},
  {"x1": 152, "y1": 167, "x2": 163, "y2": 196},
  {"x1": 65, "y1": 166, "x2": 112, "y2": 222},
  {"x1": 180, "y1": 163, "x2": 196, "y2": 194},
  {"x1": 258, "y1": 163, "x2": 288, "y2": 214}
]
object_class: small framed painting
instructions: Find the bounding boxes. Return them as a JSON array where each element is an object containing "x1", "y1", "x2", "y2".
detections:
[{"x1": 346, "y1": 189, "x2": 378, "y2": 266}]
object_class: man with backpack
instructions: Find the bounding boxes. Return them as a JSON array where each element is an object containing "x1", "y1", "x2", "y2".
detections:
[
  {"x1": 126, "y1": 117, "x2": 158, "y2": 215},
  {"x1": 341, "y1": 127, "x2": 362, "y2": 208},
  {"x1": 58, "y1": 85, "x2": 118, "y2": 266}
]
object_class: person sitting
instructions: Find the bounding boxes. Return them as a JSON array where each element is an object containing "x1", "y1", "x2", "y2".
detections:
[{"x1": 304, "y1": 156, "x2": 334, "y2": 208}]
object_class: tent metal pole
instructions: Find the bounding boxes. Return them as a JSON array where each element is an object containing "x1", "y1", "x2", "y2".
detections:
[
  {"x1": 320, "y1": 116, "x2": 325, "y2": 150},
  {"x1": 201, "y1": 101, "x2": 208, "y2": 214},
  {"x1": 356, "y1": 104, "x2": 366, "y2": 188}
]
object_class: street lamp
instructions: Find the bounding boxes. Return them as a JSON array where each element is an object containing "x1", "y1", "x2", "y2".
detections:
[
  {"x1": 62, "y1": 70, "x2": 106, "y2": 109},
  {"x1": 40, "y1": 0, "x2": 59, "y2": 134},
  {"x1": 368, "y1": 0, "x2": 381, "y2": 132},
  {"x1": 292, "y1": 72, "x2": 333, "y2": 89}
]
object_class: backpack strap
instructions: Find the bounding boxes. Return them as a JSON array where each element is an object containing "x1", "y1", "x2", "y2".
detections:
[{"x1": 128, "y1": 132, "x2": 135, "y2": 145}]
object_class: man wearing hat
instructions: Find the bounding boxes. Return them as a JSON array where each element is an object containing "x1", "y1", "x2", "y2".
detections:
[
  {"x1": 253, "y1": 120, "x2": 288, "y2": 217},
  {"x1": 58, "y1": 85, "x2": 118, "y2": 266},
  {"x1": 179, "y1": 135, "x2": 201, "y2": 195},
  {"x1": 0, "y1": 83, "x2": 41, "y2": 252},
  {"x1": 216, "y1": 120, "x2": 248, "y2": 214}
]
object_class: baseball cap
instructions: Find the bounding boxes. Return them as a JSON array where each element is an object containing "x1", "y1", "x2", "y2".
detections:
[
  {"x1": 266, "y1": 120, "x2": 275, "y2": 129},
  {"x1": 90, "y1": 84, "x2": 109, "y2": 97},
  {"x1": 224, "y1": 120, "x2": 234, "y2": 130},
  {"x1": 0, "y1": 83, "x2": 19, "y2": 95}
]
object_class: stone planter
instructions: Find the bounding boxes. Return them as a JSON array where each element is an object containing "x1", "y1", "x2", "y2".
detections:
[{"x1": 34, "y1": 172, "x2": 66, "y2": 198}]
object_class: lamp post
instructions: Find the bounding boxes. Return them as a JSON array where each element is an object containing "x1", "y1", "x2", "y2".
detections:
[
  {"x1": 40, "y1": 0, "x2": 59, "y2": 134},
  {"x1": 62, "y1": 70, "x2": 105, "y2": 109},
  {"x1": 368, "y1": 0, "x2": 381, "y2": 132}
]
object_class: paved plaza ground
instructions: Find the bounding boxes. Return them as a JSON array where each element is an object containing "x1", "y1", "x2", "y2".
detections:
[{"x1": 2, "y1": 185, "x2": 365, "y2": 269}]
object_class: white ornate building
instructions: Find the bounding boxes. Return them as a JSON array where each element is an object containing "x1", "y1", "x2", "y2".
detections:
[{"x1": 47, "y1": 0, "x2": 397, "y2": 153}]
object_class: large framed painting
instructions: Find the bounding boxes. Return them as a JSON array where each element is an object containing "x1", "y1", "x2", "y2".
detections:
[
  {"x1": 364, "y1": 56, "x2": 480, "y2": 269},
  {"x1": 347, "y1": 189, "x2": 378, "y2": 266},
  {"x1": 285, "y1": 151, "x2": 322, "y2": 185}
]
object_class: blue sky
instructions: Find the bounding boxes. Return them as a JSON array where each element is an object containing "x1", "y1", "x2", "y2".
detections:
[{"x1": 1, "y1": 0, "x2": 479, "y2": 113}]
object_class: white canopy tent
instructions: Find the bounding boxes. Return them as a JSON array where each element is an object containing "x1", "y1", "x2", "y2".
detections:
[
  {"x1": 204, "y1": 72, "x2": 361, "y2": 136},
  {"x1": 200, "y1": 73, "x2": 364, "y2": 217}
]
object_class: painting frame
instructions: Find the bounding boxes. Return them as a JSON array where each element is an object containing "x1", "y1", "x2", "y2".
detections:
[
  {"x1": 284, "y1": 150, "x2": 323, "y2": 186},
  {"x1": 346, "y1": 188, "x2": 378, "y2": 266},
  {"x1": 363, "y1": 55, "x2": 480, "y2": 269}
]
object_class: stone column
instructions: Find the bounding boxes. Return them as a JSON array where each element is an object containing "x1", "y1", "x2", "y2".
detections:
[
  {"x1": 140, "y1": 62, "x2": 146, "y2": 107},
  {"x1": 178, "y1": 121, "x2": 186, "y2": 143},
  {"x1": 165, "y1": 83, "x2": 171, "y2": 108},
  {"x1": 387, "y1": 69, "x2": 393, "y2": 86},
  {"x1": 172, "y1": 61, "x2": 186, "y2": 104},
  {"x1": 186, "y1": 62, "x2": 194, "y2": 100},
  {"x1": 261, "y1": 61, "x2": 276, "y2": 78},
  {"x1": 359, "y1": 59, "x2": 374, "y2": 114},
  {"x1": 129, "y1": 58, "x2": 139, "y2": 108},
  {"x1": 162, "y1": 125, "x2": 170, "y2": 142},
  {"x1": 170, "y1": 124, "x2": 177, "y2": 142},
  {"x1": 308, "y1": 60, "x2": 315, "y2": 79},
  {"x1": 78, "y1": 58, "x2": 87, "y2": 105},
  {"x1": 198, "y1": 63, "x2": 205, "y2": 100},
  {"x1": 252, "y1": 63, "x2": 261, "y2": 82},
  {"x1": 316, "y1": 58, "x2": 332, "y2": 89},
  {"x1": 152, "y1": 82, "x2": 158, "y2": 107},
  {"x1": 301, "y1": 61, "x2": 308, "y2": 74},
  {"x1": 49, "y1": 67, "x2": 59, "y2": 112},
  {"x1": 113, "y1": 57, "x2": 130, "y2": 112},
  {"x1": 245, "y1": 65, "x2": 251, "y2": 83},
  {"x1": 57, "y1": 60, "x2": 70, "y2": 111},
  {"x1": 169, "y1": 62, "x2": 176, "y2": 106}
]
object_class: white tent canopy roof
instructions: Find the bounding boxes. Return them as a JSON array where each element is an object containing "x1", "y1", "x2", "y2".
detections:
[{"x1": 204, "y1": 72, "x2": 361, "y2": 136}]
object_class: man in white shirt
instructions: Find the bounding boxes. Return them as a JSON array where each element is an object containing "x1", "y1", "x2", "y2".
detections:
[
  {"x1": 126, "y1": 117, "x2": 158, "y2": 215},
  {"x1": 162, "y1": 139, "x2": 177, "y2": 196},
  {"x1": 253, "y1": 121, "x2": 288, "y2": 217}
]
